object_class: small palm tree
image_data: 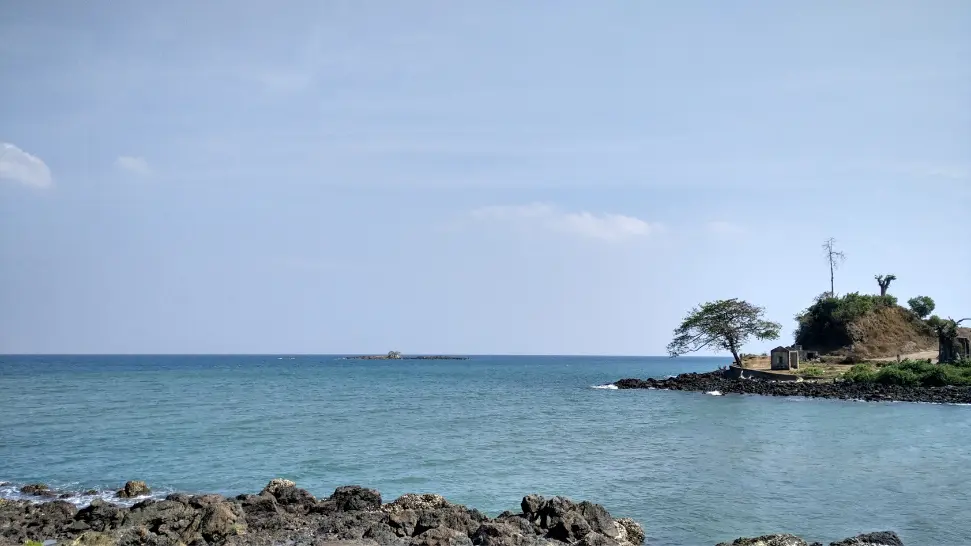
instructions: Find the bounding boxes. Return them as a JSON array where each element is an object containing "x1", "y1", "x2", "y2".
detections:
[{"x1": 387, "y1": 350, "x2": 402, "y2": 359}]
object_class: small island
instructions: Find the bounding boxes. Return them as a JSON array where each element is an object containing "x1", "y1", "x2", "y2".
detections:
[
  {"x1": 617, "y1": 240, "x2": 970, "y2": 404},
  {"x1": 344, "y1": 351, "x2": 470, "y2": 361}
]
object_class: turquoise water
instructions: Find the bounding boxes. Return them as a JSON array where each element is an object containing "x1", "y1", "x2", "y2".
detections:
[{"x1": 1, "y1": 355, "x2": 969, "y2": 546}]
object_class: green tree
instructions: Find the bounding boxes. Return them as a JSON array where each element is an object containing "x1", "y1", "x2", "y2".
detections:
[
  {"x1": 907, "y1": 296, "x2": 936, "y2": 319},
  {"x1": 875, "y1": 274, "x2": 897, "y2": 296},
  {"x1": 667, "y1": 298, "x2": 781, "y2": 367}
]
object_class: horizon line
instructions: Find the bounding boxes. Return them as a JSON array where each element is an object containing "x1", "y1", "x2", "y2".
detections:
[{"x1": 0, "y1": 352, "x2": 731, "y2": 359}]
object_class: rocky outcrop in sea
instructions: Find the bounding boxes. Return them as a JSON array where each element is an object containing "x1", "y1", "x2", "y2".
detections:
[
  {"x1": 0, "y1": 480, "x2": 904, "y2": 546},
  {"x1": 614, "y1": 371, "x2": 971, "y2": 404}
]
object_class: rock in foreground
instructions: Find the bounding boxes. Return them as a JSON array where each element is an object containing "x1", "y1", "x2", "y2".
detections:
[
  {"x1": 0, "y1": 480, "x2": 904, "y2": 546},
  {"x1": 0, "y1": 480, "x2": 643, "y2": 546}
]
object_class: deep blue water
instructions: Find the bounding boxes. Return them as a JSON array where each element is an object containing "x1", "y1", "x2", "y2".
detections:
[{"x1": 1, "y1": 355, "x2": 969, "y2": 546}]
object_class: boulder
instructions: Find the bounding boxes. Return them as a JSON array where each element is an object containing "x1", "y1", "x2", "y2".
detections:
[
  {"x1": 75, "y1": 499, "x2": 127, "y2": 532},
  {"x1": 318, "y1": 511, "x2": 391, "y2": 540},
  {"x1": 20, "y1": 484, "x2": 54, "y2": 497},
  {"x1": 385, "y1": 494, "x2": 451, "y2": 514},
  {"x1": 364, "y1": 522, "x2": 408, "y2": 546},
  {"x1": 116, "y1": 481, "x2": 151, "y2": 499},
  {"x1": 120, "y1": 499, "x2": 199, "y2": 541},
  {"x1": 829, "y1": 532, "x2": 904, "y2": 546},
  {"x1": 60, "y1": 530, "x2": 118, "y2": 546},
  {"x1": 388, "y1": 509, "x2": 420, "y2": 537},
  {"x1": 414, "y1": 505, "x2": 487, "y2": 537},
  {"x1": 411, "y1": 526, "x2": 473, "y2": 546},
  {"x1": 471, "y1": 522, "x2": 535, "y2": 546},
  {"x1": 575, "y1": 532, "x2": 623, "y2": 546},
  {"x1": 236, "y1": 494, "x2": 287, "y2": 532},
  {"x1": 615, "y1": 518, "x2": 645, "y2": 545},
  {"x1": 331, "y1": 485, "x2": 382, "y2": 512},
  {"x1": 258, "y1": 478, "x2": 295, "y2": 497},
  {"x1": 716, "y1": 535, "x2": 809, "y2": 546},
  {"x1": 198, "y1": 502, "x2": 246, "y2": 542}
]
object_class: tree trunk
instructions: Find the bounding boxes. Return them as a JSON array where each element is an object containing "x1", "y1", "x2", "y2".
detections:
[
  {"x1": 880, "y1": 284, "x2": 888, "y2": 297},
  {"x1": 830, "y1": 261, "x2": 835, "y2": 296},
  {"x1": 727, "y1": 340, "x2": 742, "y2": 368}
]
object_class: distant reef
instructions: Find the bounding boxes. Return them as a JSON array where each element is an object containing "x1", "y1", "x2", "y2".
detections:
[
  {"x1": 344, "y1": 355, "x2": 469, "y2": 361},
  {"x1": 0, "y1": 479, "x2": 904, "y2": 546}
]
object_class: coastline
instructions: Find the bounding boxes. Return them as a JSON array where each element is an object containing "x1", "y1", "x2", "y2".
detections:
[
  {"x1": 0, "y1": 480, "x2": 903, "y2": 546},
  {"x1": 614, "y1": 370, "x2": 971, "y2": 404}
]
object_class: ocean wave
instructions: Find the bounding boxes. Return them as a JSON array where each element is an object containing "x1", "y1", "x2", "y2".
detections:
[
  {"x1": 591, "y1": 384, "x2": 618, "y2": 390},
  {"x1": 705, "y1": 390, "x2": 723, "y2": 396},
  {"x1": 0, "y1": 481, "x2": 170, "y2": 508}
]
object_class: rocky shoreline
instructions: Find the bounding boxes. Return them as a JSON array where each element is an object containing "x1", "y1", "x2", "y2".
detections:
[
  {"x1": 615, "y1": 370, "x2": 971, "y2": 404},
  {"x1": 0, "y1": 480, "x2": 903, "y2": 546}
]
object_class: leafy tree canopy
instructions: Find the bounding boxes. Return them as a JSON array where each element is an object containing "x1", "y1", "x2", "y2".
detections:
[
  {"x1": 668, "y1": 298, "x2": 781, "y2": 367},
  {"x1": 907, "y1": 296, "x2": 936, "y2": 319}
]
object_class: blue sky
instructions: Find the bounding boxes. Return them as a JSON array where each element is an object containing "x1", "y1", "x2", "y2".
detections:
[{"x1": 1, "y1": 1, "x2": 969, "y2": 355}]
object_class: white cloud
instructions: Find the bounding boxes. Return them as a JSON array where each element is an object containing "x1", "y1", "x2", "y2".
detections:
[
  {"x1": 470, "y1": 203, "x2": 659, "y2": 242},
  {"x1": 707, "y1": 221, "x2": 747, "y2": 236},
  {"x1": 0, "y1": 142, "x2": 53, "y2": 188},
  {"x1": 114, "y1": 156, "x2": 152, "y2": 176}
]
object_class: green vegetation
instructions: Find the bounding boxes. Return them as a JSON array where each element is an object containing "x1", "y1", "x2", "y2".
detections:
[
  {"x1": 795, "y1": 292, "x2": 900, "y2": 351},
  {"x1": 25, "y1": 541, "x2": 43, "y2": 546},
  {"x1": 797, "y1": 366, "x2": 825, "y2": 378},
  {"x1": 842, "y1": 359, "x2": 971, "y2": 387},
  {"x1": 668, "y1": 298, "x2": 781, "y2": 367},
  {"x1": 907, "y1": 296, "x2": 936, "y2": 319}
]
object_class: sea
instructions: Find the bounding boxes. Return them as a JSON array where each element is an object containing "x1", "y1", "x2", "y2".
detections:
[{"x1": 1, "y1": 355, "x2": 969, "y2": 546}]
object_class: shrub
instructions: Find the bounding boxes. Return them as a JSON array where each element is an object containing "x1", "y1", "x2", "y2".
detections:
[
  {"x1": 874, "y1": 366, "x2": 920, "y2": 386},
  {"x1": 795, "y1": 292, "x2": 900, "y2": 351},
  {"x1": 907, "y1": 296, "x2": 936, "y2": 319},
  {"x1": 798, "y1": 366, "x2": 825, "y2": 378},
  {"x1": 843, "y1": 359, "x2": 971, "y2": 387},
  {"x1": 843, "y1": 363, "x2": 877, "y2": 383}
]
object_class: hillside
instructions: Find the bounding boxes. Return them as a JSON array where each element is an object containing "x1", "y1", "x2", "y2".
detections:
[{"x1": 795, "y1": 293, "x2": 937, "y2": 360}]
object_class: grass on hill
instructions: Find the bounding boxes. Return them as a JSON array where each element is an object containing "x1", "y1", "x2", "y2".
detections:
[
  {"x1": 841, "y1": 359, "x2": 971, "y2": 387},
  {"x1": 795, "y1": 292, "x2": 936, "y2": 358}
]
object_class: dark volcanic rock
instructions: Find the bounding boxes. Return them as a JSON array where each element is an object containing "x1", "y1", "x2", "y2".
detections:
[
  {"x1": 116, "y1": 480, "x2": 151, "y2": 499},
  {"x1": 19, "y1": 484, "x2": 54, "y2": 497},
  {"x1": 0, "y1": 499, "x2": 78, "y2": 543},
  {"x1": 716, "y1": 535, "x2": 809, "y2": 546},
  {"x1": 331, "y1": 485, "x2": 382, "y2": 512},
  {"x1": 829, "y1": 532, "x2": 905, "y2": 546},
  {"x1": 76, "y1": 498, "x2": 126, "y2": 532},
  {"x1": 615, "y1": 370, "x2": 971, "y2": 404},
  {"x1": 0, "y1": 479, "x2": 903, "y2": 546}
]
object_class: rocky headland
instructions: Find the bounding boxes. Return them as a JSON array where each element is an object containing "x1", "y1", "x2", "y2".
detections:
[
  {"x1": 614, "y1": 370, "x2": 971, "y2": 404},
  {"x1": 0, "y1": 480, "x2": 903, "y2": 546}
]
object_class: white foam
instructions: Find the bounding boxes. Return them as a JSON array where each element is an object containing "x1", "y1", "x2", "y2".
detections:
[
  {"x1": 705, "y1": 390, "x2": 723, "y2": 396},
  {"x1": 591, "y1": 384, "x2": 619, "y2": 390},
  {"x1": 0, "y1": 482, "x2": 169, "y2": 508}
]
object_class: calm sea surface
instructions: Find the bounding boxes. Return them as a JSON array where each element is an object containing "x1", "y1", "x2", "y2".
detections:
[{"x1": 1, "y1": 355, "x2": 969, "y2": 545}]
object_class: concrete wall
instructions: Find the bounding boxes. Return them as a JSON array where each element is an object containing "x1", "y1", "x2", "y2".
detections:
[
  {"x1": 770, "y1": 350, "x2": 789, "y2": 370},
  {"x1": 726, "y1": 365, "x2": 800, "y2": 381}
]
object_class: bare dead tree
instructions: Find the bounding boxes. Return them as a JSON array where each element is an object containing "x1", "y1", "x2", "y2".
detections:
[
  {"x1": 822, "y1": 238, "x2": 846, "y2": 297},
  {"x1": 875, "y1": 274, "x2": 897, "y2": 297}
]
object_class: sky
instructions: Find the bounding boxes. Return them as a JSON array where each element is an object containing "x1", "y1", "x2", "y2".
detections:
[{"x1": 1, "y1": 1, "x2": 969, "y2": 355}]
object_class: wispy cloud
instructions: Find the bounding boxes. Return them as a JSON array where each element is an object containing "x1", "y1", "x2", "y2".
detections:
[
  {"x1": 707, "y1": 221, "x2": 747, "y2": 236},
  {"x1": 0, "y1": 142, "x2": 52, "y2": 188},
  {"x1": 470, "y1": 203, "x2": 659, "y2": 242},
  {"x1": 114, "y1": 156, "x2": 152, "y2": 177}
]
